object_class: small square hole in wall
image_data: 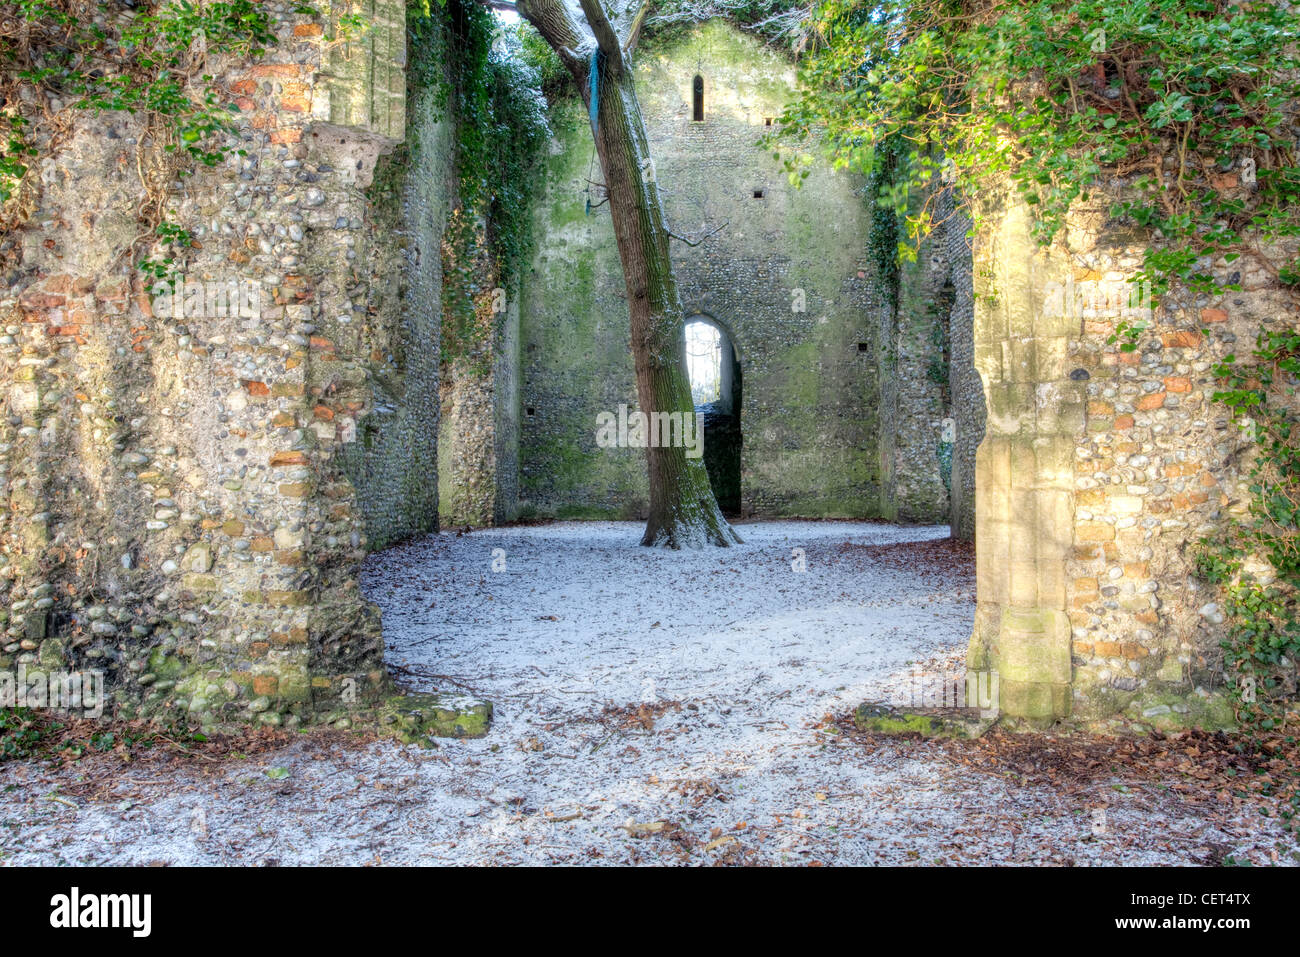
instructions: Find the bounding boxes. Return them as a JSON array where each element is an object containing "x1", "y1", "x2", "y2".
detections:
[
  {"x1": 526, "y1": 407, "x2": 536, "y2": 417},
  {"x1": 857, "y1": 343, "x2": 869, "y2": 353},
  {"x1": 764, "y1": 117, "x2": 773, "y2": 127},
  {"x1": 753, "y1": 189, "x2": 765, "y2": 199}
]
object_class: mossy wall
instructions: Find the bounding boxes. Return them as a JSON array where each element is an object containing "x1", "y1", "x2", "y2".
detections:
[
  {"x1": 336, "y1": 70, "x2": 452, "y2": 550},
  {"x1": 517, "y1": 21, "x2": 908, "y2": 520}
]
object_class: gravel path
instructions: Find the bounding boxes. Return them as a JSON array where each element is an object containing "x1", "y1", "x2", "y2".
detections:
[{"x1": 1, "y1": 521, "x2": 1292, "y2": 865}]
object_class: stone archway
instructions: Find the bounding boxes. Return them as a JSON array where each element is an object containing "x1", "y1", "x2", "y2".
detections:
[{"x1": 684, "y1": 315, "x2": 742, "y2": 516}]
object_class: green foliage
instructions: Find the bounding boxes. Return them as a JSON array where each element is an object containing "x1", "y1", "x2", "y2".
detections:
[
  {"x1": 770, "y1": 1, "x2": 1300, "y2": 303},
  {"x1": 0, "y1": 0, "x2": 284, "y2": 207},
  {"x1": 512, "y1": 17, "x2": 569, "y2": 99},
  {"x1": 409, "y1": 0, "x2": 548, "y2": 364},
  {"x1": 0, "y1": 708, "x2": 42, "y2": 760},
  {"x1": 865, "y1": 137, "x2": 902, "y2": 313},
  {"x1": 770, "y1": 1, "x2": 1300, "y2": 731},
  {"x1": 139, "y1": 220, "x2": 197, "y2": 288},
  {"x1": 936, "y1": 438, "x2": 953, "y2": 492},
  {"x1": 1197, "y1": 330, "x2": 1300, "y2": 729}
]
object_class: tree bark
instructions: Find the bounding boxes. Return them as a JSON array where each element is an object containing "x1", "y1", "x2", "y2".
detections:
[{"x1": 515, "y1": 0, "x2": 740, "y2": 547}]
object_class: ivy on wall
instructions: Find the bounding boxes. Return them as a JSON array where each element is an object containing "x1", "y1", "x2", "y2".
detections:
[
  {"x1": 0, "y1": 0, "x2": 358, "y2": 275},
  {"x1": 768, "y1": 0, "x2": 1300, "y2": 732},
  {"x1": 408, "y1": 0, "x2": 547, "y2": 368},
  {"x1": 770, "y1": 1, "x2": 1300, "y2": 294}
]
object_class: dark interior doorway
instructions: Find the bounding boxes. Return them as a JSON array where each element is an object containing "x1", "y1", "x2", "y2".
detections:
[{"x1": 685, "y1": 317, "x2": 742, "y2": 515}]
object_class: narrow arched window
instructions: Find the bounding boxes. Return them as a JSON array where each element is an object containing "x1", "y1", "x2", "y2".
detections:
[{"x1": 692, "y1": 74, "x2": 704, "y2": 122}]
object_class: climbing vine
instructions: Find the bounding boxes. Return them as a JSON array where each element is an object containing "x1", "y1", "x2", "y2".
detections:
[
  {"x1": 0, "y1": 0, "x2": 373, "y2": 284},
  {"x1": 770, "y1": 0, "x2": 1300, "y2": 730},
  {"x1": 1197, "y1": 331, "x2": 1300, "y2": 732},
  {"x1": 410, "y1": 0, "x2": 547, "y2": 367},
  {"x1": 1, "y1": 0, "x2": 265, "y2": 263},
  {"x1": 770, "y1": 1, "x2": 1300, "y2": 298}
]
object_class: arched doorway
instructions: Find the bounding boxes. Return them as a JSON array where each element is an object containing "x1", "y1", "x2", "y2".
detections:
[{"x1": 684, "y1": 316, "x2": 742, "y2": 515}]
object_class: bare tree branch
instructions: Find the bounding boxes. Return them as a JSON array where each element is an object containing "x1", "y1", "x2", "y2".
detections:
[
  {"x1": 667, "y1": 221, "x2": 729, "y2": 246},
  {"x1": 578, "y1": 0, "x2": 626, "y2": 70},
  {"x1": 621, "y1": 0, "x2": 651, "y2": 56},
  {"x1": 516, "y1": 0, "x2": 591, "y2": 75}
]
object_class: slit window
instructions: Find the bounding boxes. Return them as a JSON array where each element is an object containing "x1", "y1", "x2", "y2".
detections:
[{"x1": 692, "y1": 75, "x2": 704, "y2": 122}]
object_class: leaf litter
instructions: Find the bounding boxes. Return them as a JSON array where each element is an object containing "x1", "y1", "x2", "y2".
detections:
[{"x1": 0, "y1": 521, "x2": 1295, "y2": 866}]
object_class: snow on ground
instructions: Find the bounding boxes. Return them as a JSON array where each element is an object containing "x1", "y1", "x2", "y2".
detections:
[{"x1": 1, "y1": 521, "x2": 1292, "y2": 865}]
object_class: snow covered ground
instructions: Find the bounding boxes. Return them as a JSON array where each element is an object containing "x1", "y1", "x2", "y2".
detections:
[{"x1": 1, "y1": 521, "x2": 1293, "y2": 865}]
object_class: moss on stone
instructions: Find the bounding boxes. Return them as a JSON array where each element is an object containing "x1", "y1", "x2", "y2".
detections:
[
  {"x1": 853, "y1": 703, "x2": 993, "y2": 738},
  {"x1": 379, "y1": 691, "x2": 494, "y2": 743}
]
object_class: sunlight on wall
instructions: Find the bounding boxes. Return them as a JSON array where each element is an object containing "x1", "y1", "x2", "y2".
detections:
[{"x1": 685, "y1": 320, "x2": 722, "y2": 405}]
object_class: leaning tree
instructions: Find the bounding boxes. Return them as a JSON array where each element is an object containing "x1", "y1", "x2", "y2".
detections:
[{"x1": 506, "y1": 0, "x2": 741, "y2": 547}]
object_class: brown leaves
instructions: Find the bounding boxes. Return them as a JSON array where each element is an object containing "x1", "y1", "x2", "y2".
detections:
[{"x1": 836, "y1": 715, "x2": 1300, "y2": 834}]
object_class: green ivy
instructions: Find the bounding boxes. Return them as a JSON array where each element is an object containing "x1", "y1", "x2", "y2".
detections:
[
  {"x1": 769, "y1": 1, "x2": 1300, "y2": 303},
  {"x1": 0, "y1": 0, "x2": 317, "y2": 281},
  {"x1": 0, "y1": 707, "x2": 42, "y2": 760},
  {"x1": 0, "y1": 0, "x2": 292, "y2": 204},
  {"x1": 770, "y1": 1, "x2": 1300, "y2": 731},
  {"x1": 1196, "y1": 329, "x2": 1300, "y2": 729},
  {"x1": 409, "y1": 0, "x2": 548, "y2": 366}
]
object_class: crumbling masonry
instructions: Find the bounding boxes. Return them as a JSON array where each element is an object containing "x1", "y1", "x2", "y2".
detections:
[{"x1": 0, "y1": 7, "x2": 1277, "y2": 727}]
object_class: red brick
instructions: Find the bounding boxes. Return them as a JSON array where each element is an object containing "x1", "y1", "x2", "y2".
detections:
[
  {"x1": 252, "y1": 675, "x2": 279, "y2": 695},
  {"x1": 1162, "y1": 330, "x2": 1203, "y2": 348},
  {"x1": 19, "y1": 291, "x2": 66, "y2": 310},
  {"x1": 269, "y1": 451, "x2": 309, "y2": 467},
  {"x1": 249, "y1": 64, "x2": 300, "y2": 78},
  {"x1": 1077, "y1": 522, "x2": 1116, "y2": 542}
]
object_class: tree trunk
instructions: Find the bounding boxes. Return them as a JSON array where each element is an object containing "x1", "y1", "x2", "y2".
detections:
[
  {"x1": 591, "y1": 67, "x2": 740, "y2": 547},
  {"x1": 514, "y1": 0, "x2": 740, "y2": 547}
]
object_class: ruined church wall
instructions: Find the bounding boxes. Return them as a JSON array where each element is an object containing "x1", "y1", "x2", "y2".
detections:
[
  {"x1": 437, "y1": 280, "x2": 523, "y2": 528},
  {"x1": 877, "y1": 185, "x2": 979, "y2": 527},
  {"x1": 337, "y1": 76, "x2": 451, "y2": 550},
  {"x1": 968, "y1": 182, "x2": 1289, "y2": 724},
  {"x1": 517, "y1": 22, "x2": 886, "y2": 520},
  {"x1": 0, "y1": 2, "x2": 428, "y2": 726}
]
